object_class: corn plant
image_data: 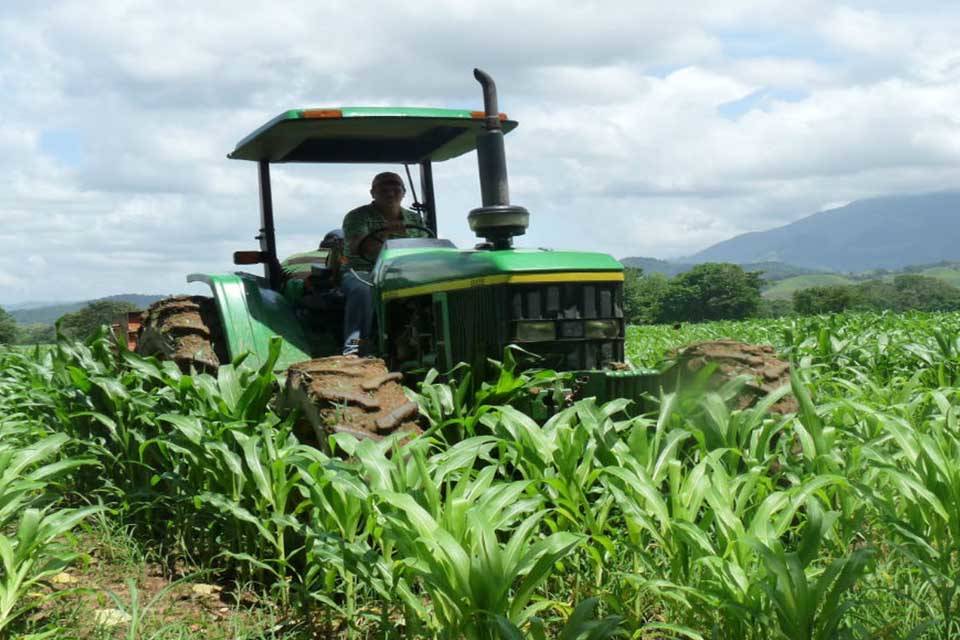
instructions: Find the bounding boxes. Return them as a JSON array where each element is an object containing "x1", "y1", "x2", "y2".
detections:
[
  {"x1": 0, "y1": 430, "x2": 99, "y2": 634},
  {"x1": 861, "y1": 396, "x2": 960, "y2": 639},
  {"x1": 752, "y1": 501, "x2": 873, "y2": 640},
  {"x1": 414, "y1": 346, "x2": 569, "y2": 443},
  {"x1": 6, "y1": 311, "x2": 960, "y2": 637}
]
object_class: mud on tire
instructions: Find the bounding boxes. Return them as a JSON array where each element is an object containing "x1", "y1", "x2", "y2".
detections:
[
  {"x1": 667, "y1": 340, "x2": 797, "y2": 414},
  {"x1": 280, "y1": 356, "x2": 421, "y2": 445},
  {"x1": 137, "y1": 295, "x2": 227, "y2": 373}
]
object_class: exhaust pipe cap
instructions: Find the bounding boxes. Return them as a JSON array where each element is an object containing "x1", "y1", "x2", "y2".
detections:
[{"x1": 468, "y1": 204, "x2": 529, "y2": 249}]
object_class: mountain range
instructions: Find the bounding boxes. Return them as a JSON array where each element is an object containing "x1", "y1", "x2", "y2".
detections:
[{"x1": 680, "y1": 191, "x2": 960, "y2": 272}]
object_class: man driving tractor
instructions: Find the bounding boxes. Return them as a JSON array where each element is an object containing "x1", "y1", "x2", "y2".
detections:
[{"x1": 340, "y1": 171, "x2": 430, "y2": 355}]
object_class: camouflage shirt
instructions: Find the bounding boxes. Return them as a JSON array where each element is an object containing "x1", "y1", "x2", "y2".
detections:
[{"x1": 341, "y1": 203, "x2": 429, "y2": 271}]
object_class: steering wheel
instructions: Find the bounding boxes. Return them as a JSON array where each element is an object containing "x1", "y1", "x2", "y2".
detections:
[{"x1": 356, "y1": 224, "x2": 436, "y2": 264}]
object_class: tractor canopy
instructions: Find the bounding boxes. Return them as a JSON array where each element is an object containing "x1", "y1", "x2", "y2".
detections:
[{"x1": 228, "y1": 107, "x2": 518, "y2": 163}]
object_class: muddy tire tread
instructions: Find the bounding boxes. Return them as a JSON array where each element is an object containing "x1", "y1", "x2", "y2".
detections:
[
  {"x1": 281, "y1": 356, "x2": 421, "y2": 444},
  {"x1": 137, "y1": 295, "x2": 226, "y2": 373}
]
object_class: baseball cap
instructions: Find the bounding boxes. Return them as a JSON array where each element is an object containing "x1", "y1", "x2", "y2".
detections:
[{"x1": 371, "y1": 172, "x2": 405, "y2": 189}]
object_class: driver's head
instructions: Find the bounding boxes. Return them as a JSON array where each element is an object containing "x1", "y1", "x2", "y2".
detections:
[{"x1": 370, "y1": 172, "x2": 406, "y2": 211}]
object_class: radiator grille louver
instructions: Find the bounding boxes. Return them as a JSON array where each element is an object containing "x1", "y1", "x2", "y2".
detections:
[
  {"x1": 446, "y1": 286, "x2": 507, "y2": 371},
  {"x1": 444, "y1": 280, "x2": 624, "y2": 372}
]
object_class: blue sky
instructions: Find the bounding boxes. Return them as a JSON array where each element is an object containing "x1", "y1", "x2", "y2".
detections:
[{"x1": 1, "y1": 1, "x2": 959, "y2": 304}]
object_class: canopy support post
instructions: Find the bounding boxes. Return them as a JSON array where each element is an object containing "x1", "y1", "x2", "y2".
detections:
[
  {"x1": 420, "y1": 160, "x2": 437, "y2": 235},
  {"x1": 257, "y1": 160, "x2": 282, "y2": 289}
]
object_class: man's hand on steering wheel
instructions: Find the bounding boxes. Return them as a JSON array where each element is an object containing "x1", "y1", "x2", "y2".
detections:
[{"x1": 356, "y1": 224, "x2": 436, "y2": 264}]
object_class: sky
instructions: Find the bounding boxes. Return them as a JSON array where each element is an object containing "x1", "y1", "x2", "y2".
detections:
[{"x1": 1, "y1": 1, "x2": 959, "y2": 305}]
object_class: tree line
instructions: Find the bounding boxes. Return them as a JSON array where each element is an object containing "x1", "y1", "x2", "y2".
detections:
[
  {"x1": 624, "y1": 265, "x2": 960, "y2": 325},
  {"x1": 791, "y1": 275, "x2": 960, "y2": 314},
  {"x1": 623, "y1": 263, "x2": 763, "y2": 324}
]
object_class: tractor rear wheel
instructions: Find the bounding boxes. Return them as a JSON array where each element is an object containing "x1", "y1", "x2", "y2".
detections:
[
  {"x1": 136, "y1": 295, "x2": 227, "y2": 373},
  {"x1": 280, "y1": 356, "x2": 422, "y2": 445}
]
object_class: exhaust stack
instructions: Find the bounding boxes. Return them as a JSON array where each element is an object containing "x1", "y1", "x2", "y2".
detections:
[{"x1": 468, "y1": 69, "x2": 529, "y2": 250}]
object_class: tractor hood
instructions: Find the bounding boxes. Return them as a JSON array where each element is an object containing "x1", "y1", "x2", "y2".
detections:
[
  {"x1": 229, "y1": 107, "x2": 517, "y2": 163},
  {"x1": 373, "y1": 244, "x2": 624, "y2": 301}
]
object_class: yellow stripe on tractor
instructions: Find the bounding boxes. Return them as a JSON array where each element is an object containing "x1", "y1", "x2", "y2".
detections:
[{"x1": 381, "y1": 271, "x2": 624, "y2": 301}]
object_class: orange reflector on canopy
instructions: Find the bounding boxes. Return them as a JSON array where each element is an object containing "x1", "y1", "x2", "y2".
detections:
[
  {"x1": 470, "y1": 111, "x2": 508, "y2": 121},
  {"x1": 303, "y1": 109, "x2": 343, "y2": 119}
]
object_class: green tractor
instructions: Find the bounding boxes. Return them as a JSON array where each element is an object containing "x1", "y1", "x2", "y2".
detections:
[{"x1": 134, "y1": 69, "x2": 792, "y2": 441}]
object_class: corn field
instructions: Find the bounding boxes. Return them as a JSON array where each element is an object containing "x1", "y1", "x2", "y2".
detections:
[{"x1": 3, "y1": 311, "x2": 960, "y2": 638}]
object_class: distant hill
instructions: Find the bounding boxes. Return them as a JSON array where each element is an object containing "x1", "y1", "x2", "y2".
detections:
[
  {"x1": 11, "y1": 294, "x2": 165, "y2": 324},
  {"x1": 620, "y1": 257, "x2": 823, "y2": 282},
  {"x1": 4, "y1": 300, "x2": 67, "y2": 311},
  {"x1": 740, "y1": 262, "x2": 828, "y2": 282},
  {"x1": 620, "y1": 257, "x2": 691, "y2": 277},
  {"x1": 687, "y1": 192, "x2": 960, "y2": 272}
]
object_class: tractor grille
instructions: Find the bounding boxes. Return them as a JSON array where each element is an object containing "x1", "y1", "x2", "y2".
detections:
[
  {"x1": 446, "y1": 285, "x2": 508, "y2": 371},
  {"x1": 444, "y1": 279, "x2": 624, "y2": 372}
]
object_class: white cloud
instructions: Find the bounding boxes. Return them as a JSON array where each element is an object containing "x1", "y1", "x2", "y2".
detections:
[{"x1": 1, "y1": 0, "x2": 959, "y2": 304}]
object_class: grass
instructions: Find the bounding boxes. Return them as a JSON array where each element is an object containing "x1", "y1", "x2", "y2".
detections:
[
  {"x1": 32, "y1": 515, "x2": 297, "y2": 639},
  {"x1": 761, "y1": 274, "x2": 857, "y2": 299}
]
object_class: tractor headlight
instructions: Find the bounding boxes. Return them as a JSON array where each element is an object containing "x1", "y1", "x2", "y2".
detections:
[
  {"x1": 514, "y1": 320, "x2": 556, "y2": 342},
  {"x1": 584, "y1": 320, "x2": 620, "y2": 339}
]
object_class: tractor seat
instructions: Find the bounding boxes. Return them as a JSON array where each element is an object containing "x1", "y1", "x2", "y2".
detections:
[
  {"x1": 282, "y1": 261, "x2": 345, "y2": 312},
  {"x1": 281, "y1": 228, "x2": 346, "y2": 306},
  {"x1": 281, "y1": 249, "x2": 330, "y2": 283},
  {"x1": 281, "y1": 248, "x2": 342, "y2": 307},
  {"x1": 298, "y1": 263, "x2": 345, "y2": 311}
]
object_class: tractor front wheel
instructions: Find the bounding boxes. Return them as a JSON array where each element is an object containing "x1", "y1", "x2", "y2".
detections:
[{"x1": 280, "y1": 356, "x2": 422, "y2": 445}]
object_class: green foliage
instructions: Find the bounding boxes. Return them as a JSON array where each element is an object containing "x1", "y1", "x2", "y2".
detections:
[
  {"x1": 660, "y1": 263, "x2": 763, "y2": 323},
  {"x1": 793, "y1": 275, "x2": 960, "y2": 315},
  {"x1": 756, "y1": 297, "x2": 794, "y2": 318},
  {"x1": 891, "y1": 274, "x2": 960, "y2": 310},
  {"x1": 624, "y1": 263, "x2": 762, "y2": 324},
  {"x1": 0, "y1": 427, "x2": 100, "y2": 634},
  {"x1": 14, "y1": 323, "x2": 55, "y2": 345},
  {"x1": 623, "y1": 269, "x2": 670, "y2": 324},
  {"x1": 793, "y1": 285, "x2": 856, "y2": 314},
  {"x1": 57, "y1": 299, "x2": 140, "y2": 340},
  {"x1": 0, "y1": 306, "x2": 16, "y2": 344}
]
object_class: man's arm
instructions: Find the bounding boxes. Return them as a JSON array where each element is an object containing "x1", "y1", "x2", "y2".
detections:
[{"x1": 342, "y1": 208, "x2": 368, "y2": 257}]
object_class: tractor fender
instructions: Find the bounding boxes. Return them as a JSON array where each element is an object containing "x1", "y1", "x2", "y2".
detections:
[{"x1": 187, "y1": 272, "x2": 313, "y2": 373}]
